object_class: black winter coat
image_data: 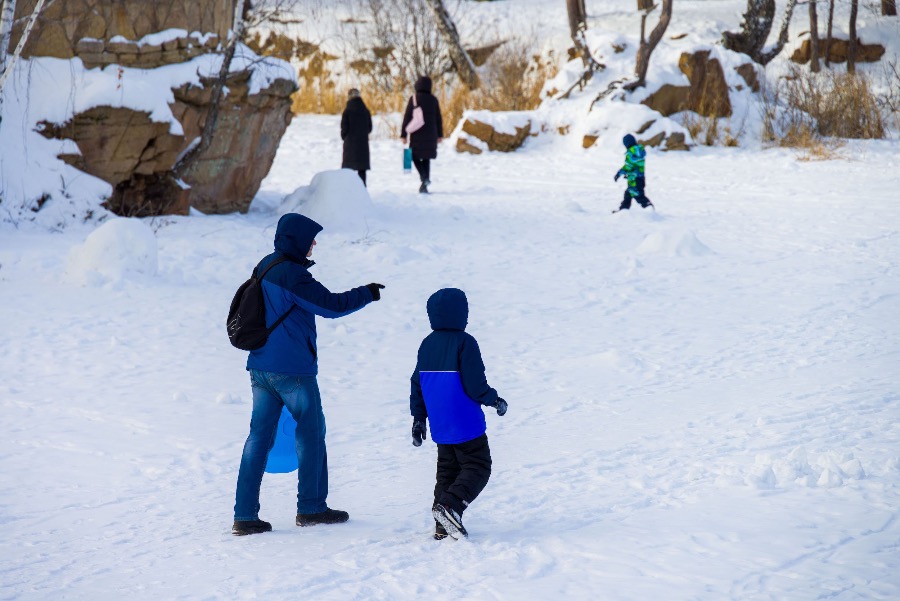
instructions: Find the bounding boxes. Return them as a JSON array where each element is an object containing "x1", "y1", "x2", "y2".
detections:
[
  {"x1": 401, "y1": 92, "x2": 443, "y2": 160},
  {"x1": 341, "y1": 97, "x2": 372, "y2": 171}
]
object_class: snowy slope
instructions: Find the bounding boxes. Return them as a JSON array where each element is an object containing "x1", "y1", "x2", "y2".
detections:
[{"x1": 1, "y1": 115, "x2": 899, "y2": 600}]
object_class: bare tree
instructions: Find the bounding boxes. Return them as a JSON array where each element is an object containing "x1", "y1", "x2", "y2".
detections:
[
  {"x1": 555, "y1": 0, "x2": 604, "y2": 98},
  {"x1": 809, "y1": 0, "x2": 820, "y2": 72},
  {"x1": 624, "y1": 0, "x2": 672, "y2": 91},
  {"x1": 722, "y1": 0, "x2": 776, "y2": 61},
  {"x1": 366, "y1": 0, "x2": 449, "y2": 87},
  {"x1": 0, "y1": 0, "x2": 48, "y2": 90},
  {"x1": 423, "y1": 0, "x2": 478, "y2": 89},
  {"x1": 848, "y1": 0, "x2": 858, "y2": 73},
  {"x1": 173, "y1": 0, "x2": 249, "y2": 177},
  {"x1": 882, "y1": 0, "x2": 897, "y2": 16},
  {"x1": 566, "y1": 0, "x2": 602, "y2": 70},
  {"x1": 0, "y1": 0, "x2": 15, "y2": 73},
  {"x1": 758, "y1": 0, "x2": 798, "y2": 65},
  {"x1": 0, "y1": 0, "x2": 49, "y2": 130},
  {"x1": 824, "y1": 0, "x2": 835, "y2": 66}
]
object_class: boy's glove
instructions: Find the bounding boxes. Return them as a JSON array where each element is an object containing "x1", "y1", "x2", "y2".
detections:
[
  {"x1": 412, "y1": 418, "x2": 427, "y2": 446},
  {"x1": 366, "y1": 283, "x2": 385, "y2": 301},
  {"x1": 495, "y1": 398, "x2": 508, "y2": 416},
  {"x1": 614, "y1": 170, "x2": 622, "y2": 182}
]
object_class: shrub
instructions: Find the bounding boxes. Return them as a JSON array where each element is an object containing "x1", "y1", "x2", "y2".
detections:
[{"x1": 762, "y1": 65, "x2": 885, "y2": 148}]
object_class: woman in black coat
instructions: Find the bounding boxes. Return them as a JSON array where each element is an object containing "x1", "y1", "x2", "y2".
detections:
[
  {"x1": 341, "y1": 89, "x2": 373, "y2": 186},
  {"x1": 401, "y1": 75, "x2": 444, "y2": 194}
]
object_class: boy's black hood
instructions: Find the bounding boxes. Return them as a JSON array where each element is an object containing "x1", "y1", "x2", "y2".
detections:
[{"x1": 426, "y1": 288, "x2": 468, "y2": 331}]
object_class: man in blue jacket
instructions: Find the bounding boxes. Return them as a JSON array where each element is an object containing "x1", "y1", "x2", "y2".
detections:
[
  {"x1": 409, "y1": 288, "x2": 508, "y2": 540},
  {"x1": 232, "y1": 213, "x2": 384, "y2": 536}
]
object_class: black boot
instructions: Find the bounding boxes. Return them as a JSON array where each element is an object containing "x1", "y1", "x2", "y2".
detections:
[
  {"x1": 432, "y1": 503, "x2": 468, "y2": 539},
  {"x1": 296, "y1": 507, "x2": 350, "y2": 526},
  {"x1": 232, "y1": 518, "x2": 272, "y2": 536},
  {"x1": 434, "y1": 521, "x2": 448, "y2": 540},
  {"x1": 419, "y1": 180, "x2": 429, "y2": 194}
]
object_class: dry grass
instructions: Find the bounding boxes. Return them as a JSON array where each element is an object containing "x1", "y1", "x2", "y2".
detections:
[
  {"x1": 680, "y1": 112, "x2": 744, "y2": 147},
  {"x1": 254, "y1": 31, "x2": 556, "y2": 133},
  {"x1": 762, "y1": 65, "x2": 885, "y2": 151}
]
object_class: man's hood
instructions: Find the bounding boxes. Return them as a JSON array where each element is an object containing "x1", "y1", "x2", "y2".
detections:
[
  {"x1": 426, "y1": 288, "x2": 468, "y2": 331},
  {"x1": 274, "y1": 213, "x2": 323, "y2": 261}
]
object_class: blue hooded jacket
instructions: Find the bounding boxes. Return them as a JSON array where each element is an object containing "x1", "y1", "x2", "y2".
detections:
[
  {"x1": 409, "y1": 288, "x2": 499, "y2": 444},
  {"x1": 246, "y1": 213, "x2": 374, "y2": 376}
]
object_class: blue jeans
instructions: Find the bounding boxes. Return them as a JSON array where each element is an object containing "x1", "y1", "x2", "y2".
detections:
[{"x1": 234, "y1": 370, "x2": 328, "y2": 520}]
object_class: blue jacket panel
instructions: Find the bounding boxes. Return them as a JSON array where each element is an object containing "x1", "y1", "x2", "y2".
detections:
[
  {"x1": 246, "y1": 214, "x2": 373, "y2": 376},
  {"x1": 418, "y1": 371, "x2": 487, "y2": 444},
  {"x1": 410, "y1": 288, "x2": 499, "y2": 444}
]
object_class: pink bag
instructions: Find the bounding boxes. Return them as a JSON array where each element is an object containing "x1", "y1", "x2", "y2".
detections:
[{"x1": 406, "y1": 95, "x2": 425, "y2": 136}]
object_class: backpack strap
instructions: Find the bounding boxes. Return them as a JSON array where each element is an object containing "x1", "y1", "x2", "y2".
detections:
[
  {"x1": 256, "y1": 256, "x2": 295, "y2": 331},
  {"x1": 257, "y1": 255, "x2": 289, "y2": 280}
]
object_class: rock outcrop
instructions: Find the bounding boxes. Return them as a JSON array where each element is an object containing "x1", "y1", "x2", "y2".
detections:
[
  {"x1": 642, "y1": 50, "x2": 733, "y2": 118},
  {"x1": 790, "y1": 38, "x2": 885, "y2": 64},
  {"x1": 455, "y1": 117, "x2": 532, "y2": 154},
  {"x1": 14, "y1": 0, "x2": 297, "y2": 216}
]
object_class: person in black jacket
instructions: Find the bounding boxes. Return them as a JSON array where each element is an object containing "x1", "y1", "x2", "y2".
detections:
[
  {"x1": 409, "y1": 288, "x2": 508, "y2": 540},
  {"x1": 401, "y1": 75, "x2": 444, "y2": 194},
  {"x1": 341, "y1": 88, "x2": 373, "y2": 186}
]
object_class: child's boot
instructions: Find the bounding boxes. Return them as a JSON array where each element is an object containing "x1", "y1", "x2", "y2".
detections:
[
  {"x1": 432, "y1": 502, "x2": 468, "y2": 539},
  {"x1": 434, "y1": 521, "x2": 448, "y2": 540}
]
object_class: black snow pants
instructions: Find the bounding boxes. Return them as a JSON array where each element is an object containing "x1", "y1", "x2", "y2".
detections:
[
  {"x1": 434, "y1": 433, "x2": 492, "y2": 515},
  {"x1": 619, "y1": 175, "x2": 653, "y2": 210}
]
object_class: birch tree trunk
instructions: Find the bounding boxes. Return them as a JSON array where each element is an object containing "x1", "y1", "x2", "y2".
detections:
[
  {"x1": 758, "y1": 0, "x2": 798, "y2": 65},
  {"x1": 0, "y1": 0, "x2": 17, "y2": 74},
  {"x1": 624, "y1": 0, "x2": 672, "y2": 91},
  {"x1": 809, "y1": 0, "x2": 820, "y2": 72},
  {"x1": 174, "y1": 0, "x2": 248, "y2": 175},
  {"x1": 423, "y1": 0, "x2": 478, "y2": 90},
  {"x1": 0, "y1": 0, "x2": 46, "y2": 91},
  {"x1": 722, "y1": 0, "x2": 775, "y2": 61}
]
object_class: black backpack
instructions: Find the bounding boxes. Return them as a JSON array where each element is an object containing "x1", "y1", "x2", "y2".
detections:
[{"x1": 226, "y1": 256, "x2": 295, "y2": 351}]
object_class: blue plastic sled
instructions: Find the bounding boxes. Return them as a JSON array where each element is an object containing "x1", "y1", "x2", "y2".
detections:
[{"x1": 265, "y1": 406, "x2": 299, "y2": 473}]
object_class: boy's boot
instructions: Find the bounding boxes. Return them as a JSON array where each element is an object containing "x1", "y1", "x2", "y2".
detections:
[
  {"x1": 419, "y1": 179, "x2": 429, "y2": 194},
  {"x1": 232, "y1": 518, "x2": 272, "y2": 536},
  {"x1": 434, "y1": 520, "x2": 449, "y2": 541},
  {"x1": 296, "y1": 507, "x2": 349, "y2": 526},
  {"x1": 432, "y1": 503, "x2": 468, "y2": 539}
]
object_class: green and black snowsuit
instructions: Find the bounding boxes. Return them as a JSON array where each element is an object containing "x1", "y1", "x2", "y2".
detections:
[{"x1": 616, "y1": 134, "x2": 653, "y2": 211}]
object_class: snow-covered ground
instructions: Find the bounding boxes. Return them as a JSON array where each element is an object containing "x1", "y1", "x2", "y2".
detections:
[{"x1": 1, "y1": 115, "x2": 899, "y2": 600}]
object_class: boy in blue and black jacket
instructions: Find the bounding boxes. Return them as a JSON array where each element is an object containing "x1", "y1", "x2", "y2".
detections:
[
  {"x1": 409, "y1": 288, "x2": 508, "y2": 540},
  {"x1": 614, "y1": 133, "x2": 655, "y2": 212}
]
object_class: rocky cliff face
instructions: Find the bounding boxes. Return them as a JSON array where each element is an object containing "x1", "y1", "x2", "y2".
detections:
[{"x1": 12, "y1": 0, "x2": 297, "y2": 216}]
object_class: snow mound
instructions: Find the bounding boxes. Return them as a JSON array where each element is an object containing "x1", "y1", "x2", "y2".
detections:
[
  {"x1": 746, "y1": 449, "x2": 866, "y2": 489},
  {"x1": 636, "y1": 227, "x2": 712, "y2": 257},
  {"x1": 280, "y1": 169, "x2": 373, "y2": 235},
  {"x1": 66, "y1": 218, "x2": 158, "y2": 285}
]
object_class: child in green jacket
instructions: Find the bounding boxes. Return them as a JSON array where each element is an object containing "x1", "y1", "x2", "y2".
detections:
[{"x1": 614, "y1": 134, "x2": 654, "y2": 212}]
